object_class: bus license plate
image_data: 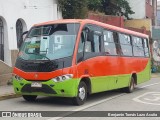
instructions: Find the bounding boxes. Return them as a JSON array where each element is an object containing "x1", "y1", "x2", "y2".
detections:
[{"x1": 31, "y1": 82, "x2": 42, "y2": 88}]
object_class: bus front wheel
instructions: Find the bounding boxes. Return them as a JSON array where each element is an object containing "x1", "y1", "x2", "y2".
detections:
[
  {"x1": 125, "y1": 77, "x2": 135, "y2": 93},
  {"x1": 72, "y1": 81, "x2": 87, "y2": 106},
  {"x1": 22, "y1": 95, "x2": 37, "y2": 102}
]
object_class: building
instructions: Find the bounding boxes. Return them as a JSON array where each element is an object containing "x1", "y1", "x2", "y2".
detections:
[
  {"x1": 0, "y1": 0, "x2": 62, "y2": 66},
  {"x1": 127, "y1": 0, "x2": 157, "y2": 25},
  {"x1": 157, "y1": 1, "x2": 160, "y2": 26}
]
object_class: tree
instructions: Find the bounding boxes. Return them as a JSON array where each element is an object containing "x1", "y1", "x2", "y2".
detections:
[
  {"x1": 87, "y1": 0, "x2": 134, "y2": 19},
  {"x1": 103, "y1": 0, "x2": 135, "y2": 19},
  {"x1": 58, "y1": 0, "x2": 88, "y2": 19},
  {"x1": 58, "y1": 0, "x2": 134, "y2": 19},
  {"x1": 87, "y1": 0, "x2": 102, "y2": 12}
]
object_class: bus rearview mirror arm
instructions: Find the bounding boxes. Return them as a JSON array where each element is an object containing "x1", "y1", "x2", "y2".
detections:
[{"x1": 18, "y1": 31, "x2": 28, "y2": 49}]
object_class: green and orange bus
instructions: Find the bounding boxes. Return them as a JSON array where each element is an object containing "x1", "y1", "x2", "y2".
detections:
[{"x1": 13, "y1": 19, "x2": 151, "y2": 105}]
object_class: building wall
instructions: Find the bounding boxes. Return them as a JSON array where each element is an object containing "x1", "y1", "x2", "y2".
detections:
[
  {"x1": 127, "y1": 0, "x2": 146, "y2": 19},
  {"x1": 0, "y1": 0, "x2": 62, "y2": 66},
  {"x1": 88, "y1": 13, "x2": 124, "y2": 27},
  {"x1": 145, "y1": 0, "x2": 153, "y2": 18},
  {"x1": 157, "y1": 1, "x2": 160, "y2": 26},
  {"x1": 124, "y1": 19, "x2": 152, "y2": 31}
]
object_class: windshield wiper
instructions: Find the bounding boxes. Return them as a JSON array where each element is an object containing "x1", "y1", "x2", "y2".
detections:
[{"x1": 31, "y1": 52, "x2": 51, "y2": 61}]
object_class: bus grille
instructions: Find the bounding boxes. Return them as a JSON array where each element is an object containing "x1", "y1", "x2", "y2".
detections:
[
  {"x1": 21, "y1": 84, "x2": 56, "y2": 94},
  {"x1": 15, "y1": 58, "x2": 59, "y2": 72}
]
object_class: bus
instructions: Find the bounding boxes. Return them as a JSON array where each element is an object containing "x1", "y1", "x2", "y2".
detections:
[{"x1": 12, "y1": 19, "x2": 151, "y2": 105}]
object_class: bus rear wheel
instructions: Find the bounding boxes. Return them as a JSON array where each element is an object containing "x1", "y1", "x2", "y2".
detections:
[
  {"x1": 22, "y1": 95, "x2": 37, "y2": 102},
  {"x1": 124, "y1": 77, "x2": 135, "y2": 93},
  {"x1": 72, "y1": 81, "x2": 87, "y2": 106}
]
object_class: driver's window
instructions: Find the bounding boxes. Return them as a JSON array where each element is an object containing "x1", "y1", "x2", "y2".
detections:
[
  {"x1": 78, "y1": 31, "x2": 85, "y2": 53},
  {"x1": 77, "y1": 31, "x2": 85, "y2": 63}
]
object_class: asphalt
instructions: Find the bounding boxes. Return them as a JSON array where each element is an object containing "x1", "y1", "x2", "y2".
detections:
[{"x1": 0, "y1": 73, "x2": 160, "y2": 101}]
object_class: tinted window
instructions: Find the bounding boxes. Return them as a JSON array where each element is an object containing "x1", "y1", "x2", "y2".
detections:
[
  {"x1": 143, "y1": 38, "x2": 149, "y2": 57},
  {"x1": 84, "y1": 34, "x2": 101, "y2": 53},
  {"x1": 78, "y1": 31, "x2": 85, "y2": 53},
  {"x1": 132, "y1": 36, "x2": 144, "y2": 57},
  {"x1": 93, "y1": 34, "x2": 101, "y2": 52},
  {"x1": 119, "y1": 33, "x2": 133, "y2": 56},
  {"x1": 103, "y1": 30, "x2": 117, "y2": 55}
]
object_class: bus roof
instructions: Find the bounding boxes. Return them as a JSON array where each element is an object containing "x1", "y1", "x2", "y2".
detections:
[{"x1": 34, "y1": 19, "x2": 148, "y2": 38}]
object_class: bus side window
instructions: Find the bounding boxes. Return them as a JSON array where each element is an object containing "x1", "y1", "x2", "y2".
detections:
[
  {"x1": 103, "y1": 30, "x2": 117, "y2": 55},
  {"x1": 143, "y1": 38, "x2": 149, "y2": 57},
  {"x1": 118, "y1": 33, "x2": 133, "y2": 56},
  {"x1": 132, "y1": 36, "x2": 144, "y2": 57},
  {"x1": 78, "y1": 32, "x2": 85, "y2": 53},
  {"x1": 84, "y1": 33, "x2": 101, "y2": 53},
  {"x1": 113, "y1": 32, "x2": 121, "y2": 55},
  {"x1": 85, "y1": 41, "x2": 92, "y2": 52}
]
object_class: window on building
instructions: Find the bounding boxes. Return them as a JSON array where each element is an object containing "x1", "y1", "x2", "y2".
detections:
[
  {"x1": 0, "y1": 18, "x2": 4, "y2": 61},
  {"x1": 103, "y1": 30, "x2": 117, "y2": 55},
  {"x1": 16, "y1": 19, "x2": 23, "y2": 48}
]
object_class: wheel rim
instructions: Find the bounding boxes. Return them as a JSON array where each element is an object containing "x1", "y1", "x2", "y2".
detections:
[{"x1": 78, "y1": 86, "x2": 86, "y2": 100}]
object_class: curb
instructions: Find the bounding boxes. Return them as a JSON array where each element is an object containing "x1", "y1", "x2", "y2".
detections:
[
  {"x1": 151, "y1": 76, "x2": 160, "y2": 78},
  {"x1": 0, "y1": 93, "x2": 21, "y2": 101}
]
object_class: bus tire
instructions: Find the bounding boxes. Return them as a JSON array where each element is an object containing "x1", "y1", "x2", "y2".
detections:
[
  {"x1": 124, "y1": 77, "x2": 135, "y2": 93},
  {"x1": 72, "y1": 81, "x2": 87, "y2": 106},
  {"x1": 22, "y1": 95, "x2": 37, "y2": 102}
]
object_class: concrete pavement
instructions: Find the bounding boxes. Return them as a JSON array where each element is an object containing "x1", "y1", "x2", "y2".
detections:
[
  {"x1": 0, "y1": 85, "x2": 21, "y2": 101},
  {"x1": 0, "y1": 73, "x2": 160, "y2": 101}
]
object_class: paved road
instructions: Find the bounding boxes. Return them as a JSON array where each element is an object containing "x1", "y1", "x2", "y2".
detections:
[{"x1": 0, "y1": 78, "x2": 160, "y2": 120}]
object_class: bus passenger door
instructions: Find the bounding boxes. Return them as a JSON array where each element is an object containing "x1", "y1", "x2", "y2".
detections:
[{"x1": 77, "y1": 25, "x2": 109, "y2": 93}]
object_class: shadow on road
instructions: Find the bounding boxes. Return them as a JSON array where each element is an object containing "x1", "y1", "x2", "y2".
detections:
[{"x1": 19, "y1": 89, "x2": 130, "y2": 106}]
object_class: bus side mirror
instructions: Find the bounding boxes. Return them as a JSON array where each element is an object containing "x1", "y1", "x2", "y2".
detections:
[
  {"x1": 18, "y1": 31, "x2": 28, "y2": 48},
  {"x1": 87, "y1": 30, "x2": 94, "y2": 42}
]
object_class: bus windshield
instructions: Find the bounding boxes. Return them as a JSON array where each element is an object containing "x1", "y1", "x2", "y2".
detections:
[{"x1": 18, "y1": 23, "x2": 80, "y2": 60}]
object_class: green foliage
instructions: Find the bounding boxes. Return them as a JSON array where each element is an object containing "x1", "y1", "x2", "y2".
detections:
[
  {"x1": 58, "y1": 0, "x2": 88, "y2": 19},
  {"x1": 115, "y1": 0, "x2": 135, "y2": 19},
  {"x1": 58, "y1": 0, "x2": 134, "y2": 19},
  {"x1": 87, "y1": 0, "x2": 102, "y2": 12}
]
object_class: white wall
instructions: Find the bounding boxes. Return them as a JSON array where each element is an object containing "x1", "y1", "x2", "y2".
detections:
[
  {"x1": 0, "y1": 0, "x2": 61, "y2": 66},
  {"x1": 127, "y1": 0, "x2": 146, "y2": 19}
]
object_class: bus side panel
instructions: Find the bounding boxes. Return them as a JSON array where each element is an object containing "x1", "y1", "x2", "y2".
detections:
[
  {"x1": 77, "y1": 56, "x2": 119, "y2": 93},
  {"x1": 77, "y1": 56, "x2": 150, "y2": 94},
  {"x1": 137, "y1": 59, "x2": 151, "y2": 84}
]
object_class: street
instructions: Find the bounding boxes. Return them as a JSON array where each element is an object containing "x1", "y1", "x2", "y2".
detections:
[{"x1": 0, "y1": 77, "x2": 160, "y2": 120}]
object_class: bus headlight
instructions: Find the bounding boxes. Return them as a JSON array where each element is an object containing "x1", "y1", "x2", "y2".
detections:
[
  {"x1": 12, "y1": 74, "x2": 23, "y2": 81},
  {"x1": 52, "y1": 74, "x2": 73, "y2": 82}
]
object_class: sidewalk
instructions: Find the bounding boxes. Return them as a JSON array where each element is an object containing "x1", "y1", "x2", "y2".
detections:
[
  {"x1": 151, "y1": 73, "x2": 160, "y2": 78},
  {"x1": 0, "y1": 85, "x2": 21, "y2": 100},
  {"x1": 0, "y1": 73, "x2": 160, "y2": 101}
]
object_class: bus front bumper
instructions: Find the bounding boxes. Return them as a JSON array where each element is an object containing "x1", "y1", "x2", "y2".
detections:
[{"x1": 12, "y1": 78, "x2": 80, "y2": 97}]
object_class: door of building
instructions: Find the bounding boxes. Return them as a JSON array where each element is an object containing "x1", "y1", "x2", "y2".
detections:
[{"x1": 0, "y1": 18, "x2": 4, "y2": 61}]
